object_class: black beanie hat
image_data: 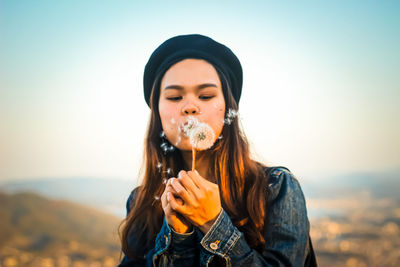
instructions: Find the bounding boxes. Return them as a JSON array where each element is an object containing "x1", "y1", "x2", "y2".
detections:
[{"x1": 143, "y1": 34, "x2": 243, "y2": 107}]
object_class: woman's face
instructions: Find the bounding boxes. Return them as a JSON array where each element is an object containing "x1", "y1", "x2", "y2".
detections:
[{"x1": 158, "y1": 58, "x2": 226, "y2": 151}]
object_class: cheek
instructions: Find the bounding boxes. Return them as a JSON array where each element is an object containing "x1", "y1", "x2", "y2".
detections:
[
  {"x1": 159, "y1": 105, "x2": 179, "y2": 139},
  {"x1": 210, "y1": 102, "x2": 225, "y2": 136}
]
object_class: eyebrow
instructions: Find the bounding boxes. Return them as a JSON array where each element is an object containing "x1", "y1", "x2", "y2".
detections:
[{"x1": 163, "y1": 83, "x2": 218, "y2": 90}]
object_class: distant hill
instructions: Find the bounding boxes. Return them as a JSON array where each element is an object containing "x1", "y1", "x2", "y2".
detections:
[
  {"x1": 0, "y1": 191, "x2": 124, "y2": 265},
  {"x1": 301, "y1": 168, "x2": 400, "y2": 200},
  {"x1": 0, "y1": 178, "x2": 138, "y2": 218},
  {"x1": 1, "y1": 169, "x2": 399, "y2": 220}
]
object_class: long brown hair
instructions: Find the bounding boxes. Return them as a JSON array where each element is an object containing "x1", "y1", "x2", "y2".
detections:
[{"x1": 119, "y1": 61, "x2": 269, "y2": 260}]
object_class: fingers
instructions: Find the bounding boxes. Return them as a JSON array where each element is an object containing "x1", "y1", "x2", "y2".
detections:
[
  {"x1": 161, "y1": 182, "x2": 168, "y2": 208},
  {"x1": 178, "y1": 170, "x2": 201, "y2": 194},
  {"x1": 162, "y1": 179, "x2": 181, "y2": 209},
  {"x1": 185, "y1": 170, "x2": 205, "y2": 188},
  {"x1": 167, "y1": 192, "x2": 186, "y2": 214},
  {"x1": 169, "y1": 177, "x2": 191, "y2": 203}
]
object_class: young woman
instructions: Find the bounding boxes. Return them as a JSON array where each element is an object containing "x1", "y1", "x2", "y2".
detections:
[{"x1": 118, "y1": 34, "x2": 316, "y2": 266}]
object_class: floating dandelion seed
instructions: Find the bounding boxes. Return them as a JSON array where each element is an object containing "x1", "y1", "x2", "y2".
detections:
[
  {"x1": 163, "y1": 178, "x2": 168, "y2": 184},
  {"x1": 160, "y1": 142, "x2": 168, "y2": 152},
  {"x1": 154, "y1": 196, "x2": 160, "y2": 201},
  {"x1": 218, "y1": 135, "x2": 223, "y2": 140},
  {"x1": 160, "y1": 142, "x2": 175, "y2": 154},
  {"x1": 224, "y1": 118, "x2": 232, "y2": 125},
  {"x1": 162, "y1": 168, "x2": 172, "y2": 175},
  {"x1": 175, "y1": 135, "x2": 181, "y2": 146},
  {"x1": 227, "y1": 108, "x2": 239, "y2": 118},
  {"x1": 157, "y1": 162, "x2": 162, "y2": 169},
  {"x1": 223, "y1": 108, "x2": 239, "y2": 125}
]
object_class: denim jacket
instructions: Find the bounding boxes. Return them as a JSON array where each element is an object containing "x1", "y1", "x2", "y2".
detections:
[{"x1": 118, "y1": 166, "x2": 312, "y2": 267}]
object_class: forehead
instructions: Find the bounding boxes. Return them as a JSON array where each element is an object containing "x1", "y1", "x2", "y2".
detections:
[{"x1": 160, "y1": 58, "x2": 221, "y2": 88}]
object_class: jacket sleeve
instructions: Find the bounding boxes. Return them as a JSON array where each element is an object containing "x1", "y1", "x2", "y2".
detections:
[
  {"x1": 198, "y1": 167, "x2": 311, "y2": 266},
  {"x1": 118, "y1": 187, "x2": 199, "y2": 267}
]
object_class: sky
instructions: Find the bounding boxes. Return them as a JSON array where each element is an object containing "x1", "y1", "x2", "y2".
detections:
[{"x1": 1, "y1": 0, "x2": 399, "y2": 184}]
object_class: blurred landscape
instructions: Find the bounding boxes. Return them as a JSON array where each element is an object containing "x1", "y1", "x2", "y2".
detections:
[
  {"x1": 303, "y1": 169, "x2": 400, "y2": 267},
  {"x1": 0, "y1": 191, "x2": 122, "y2": 267},
  {"x1": 0, "y1": 169, "x2": 399, "y2": 266}
]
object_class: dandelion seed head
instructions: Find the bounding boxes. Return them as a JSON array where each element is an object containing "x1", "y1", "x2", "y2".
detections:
[
  {"x1": 181, "y1": 116, "x2": 199, "y2": 136},
  {"x1": 180, "y1": 116, "x2": 216, "y2": 151},
  {"x1": 154, "y1": 196, "x2": 160, "y2": 201},
  {"x1": 190, "y1": 123, "x2": 215, "y2": 150}
]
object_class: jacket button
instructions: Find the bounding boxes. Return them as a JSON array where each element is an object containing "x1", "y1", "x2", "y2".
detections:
[{"x1": 210, "y1": 242, "x2": 219, "y2": 250}]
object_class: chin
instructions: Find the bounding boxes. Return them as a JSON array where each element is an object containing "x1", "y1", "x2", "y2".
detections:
[{"x1": 175, "y1": 142, "x2": 193, "y2": 152}]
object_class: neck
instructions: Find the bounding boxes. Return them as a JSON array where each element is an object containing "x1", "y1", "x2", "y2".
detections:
[{"x1": 180, "y1": 150, "x2": 215, "y2": 183}]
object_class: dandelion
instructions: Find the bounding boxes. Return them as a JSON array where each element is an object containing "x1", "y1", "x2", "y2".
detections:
[
  {"x1": 180, "y1": 116, "x2": 215, "y2": 170},
  {"x1": 189, "y1": 123, "x2": 215, "y2": 150},
  {"x1": 182, "y1": 116, "x2": 199, "y2": 134}
]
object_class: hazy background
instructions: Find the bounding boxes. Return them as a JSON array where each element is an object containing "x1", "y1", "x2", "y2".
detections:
[
  {"x1": 1, "y1": 1, "x2": 400, "y2": 266},
  {"x1": 1, "y1": 0, "x2": 399, "y2": 184}
]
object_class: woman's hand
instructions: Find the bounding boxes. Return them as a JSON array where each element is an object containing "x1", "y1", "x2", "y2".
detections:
[
  {"x1": 167, "y1": 170, "x2": 222, "y2": 234},
  {"x1": 161, "y1": 180, "x2": 192, "y2": 234}
]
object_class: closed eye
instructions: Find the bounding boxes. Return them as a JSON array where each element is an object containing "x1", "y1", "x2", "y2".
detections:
[
  {"x1": 199, "y1": 95, "x2": 215, "y2": 100},
  {"x1": 166, "y1": 96, "x2": 182, "y2": 101}
]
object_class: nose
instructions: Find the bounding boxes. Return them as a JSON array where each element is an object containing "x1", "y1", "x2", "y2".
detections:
[{"x1": 182, "y1": 102, "x2": 199, "y2": 115}]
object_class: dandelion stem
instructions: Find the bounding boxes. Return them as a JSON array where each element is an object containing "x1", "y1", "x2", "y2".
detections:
[{"x1": 192, "y1": 148, "x2": 196, "y2": 171}]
